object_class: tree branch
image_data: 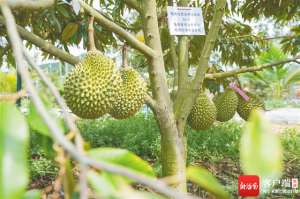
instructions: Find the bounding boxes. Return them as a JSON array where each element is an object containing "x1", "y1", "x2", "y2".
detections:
[
  {"x1": 1, "y1": 4, "x2": 200, "y2": 199},
  {"x1": 78, "y1": 0, "x2": 156, "y2": 58},
  {"x1": 205, "y1": 57, "x2": 300, "y2": 79},
  {"x1": 144, "y1": 94, "x2": 159, "y2": 111},
  {"x1": 0, "y1": 16, "x2": 80, "y2": 65},
  {"x1": 172, "y1": 0, "x2": 190, "y2": 98},
  {"x1": 0, "y1": 90, "x2": 26, "y2": 101},
  {"x1": 7, "y1": 0, "x2": 54, "y2": 9},
  {"x1": 169, "y1": 36, "x2": 178, "y2": 92},
  {"x1": 124, "y1": 0, "x2": 142, "y2": 13},
  {"x1": 223, "y1": 34, "x2": 297, "y2": 42},
  {"x1": 192, "y1": 0, "x2": 226, "y2": 89},
  {"x1": 174, "y1": 0, "x2": 226, "y2": 120},
  {"x1": 294, "y1": 60, "x2": 300, "y2": 65},
  {"x1": 176, "y1": 36, "x2": 189, "y2": 99},
  {"x1": 22, "y1": 48, "x2": 88, "y2": 199}
]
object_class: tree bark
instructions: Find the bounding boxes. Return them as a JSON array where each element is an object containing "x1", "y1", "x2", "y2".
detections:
[
  {"x1": 205, "y1": 56, "x2": 299, "y2": 79},
  {"x1": 174, "y1": 0, "x2": 227, "y2": 123},
  {"x1": 141, "y1": 0, "x2": 187, "y2": 191}
]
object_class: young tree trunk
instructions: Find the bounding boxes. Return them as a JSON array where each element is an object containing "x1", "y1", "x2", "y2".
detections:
[
  {"x1": 141, "y1": 0, "x2": 187, "y2": 190},
  {"x1": 158, "y1": 114, "x2": 187, "y2": 191}
]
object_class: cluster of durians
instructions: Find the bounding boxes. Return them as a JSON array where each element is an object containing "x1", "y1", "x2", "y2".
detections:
[
  {"x1": 187, "y1": 88, "x2": 265, "y2": 131},
  {"x1": 63, "y1": 51, "x2": 147, "y2": 119}
]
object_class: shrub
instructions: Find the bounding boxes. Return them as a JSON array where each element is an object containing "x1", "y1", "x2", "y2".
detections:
[
  {"x1": 78, "y1": 113, "x2": 243, "y2": 165},
  {"x1": 78, "y1": 113, "x2": 161, "y2": 162},
  {"x1": 187, "y1": 121, "x2": 242, "y2": 163},
  {"x1": 29, "y1": 132, "x2": 58, "y2": 181}
]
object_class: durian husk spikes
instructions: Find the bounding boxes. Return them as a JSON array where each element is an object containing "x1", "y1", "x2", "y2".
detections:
[
  {"x1": 109, "y1": 67, "x2": 147, "y2": 119},
  {"x1": 187, "y1": 92, "x2": 216, "y2": 130},
  {"x1": 63, "y1": 51, "x2": 122, "y2": 119}
]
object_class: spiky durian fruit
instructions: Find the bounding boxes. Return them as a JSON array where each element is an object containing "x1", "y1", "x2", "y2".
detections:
[
  {"x1": 110, "y1": 67, "x2": 147, "y2": 119},
  {"x1": 63, "y1": 51, "x2": 121, "y2": 119},
  {"x1": 213, "y1": 89, "x2": 238, "y2": 122},
  {"x1": 187, "y1": 93, "x2": 217, "y2": 130},
  {"x1": 237, "y1": 92, "x2": 265, "y2": 120}
]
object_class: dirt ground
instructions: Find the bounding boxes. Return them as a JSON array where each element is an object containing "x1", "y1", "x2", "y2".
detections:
[
  {"x1": 271, "y1": 123, "x2": 300, "y2": 134},
  {"x1": 265, "y1": 108, "x2": 300, "y2": 133}
]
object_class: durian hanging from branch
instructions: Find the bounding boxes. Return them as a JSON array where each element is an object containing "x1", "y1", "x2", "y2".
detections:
[
  {"x1": 63, "y1": 16, "x2": 121, "y2": 119},
  {"x1": 109, "y1": 43, "x2": 147, "y2": 119},
  {"x1": 188, "y1": 92, "x2": 217, "y2": 131}
]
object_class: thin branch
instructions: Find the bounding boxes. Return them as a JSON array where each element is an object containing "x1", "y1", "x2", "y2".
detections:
[
  {"x1": 0, "y1": 16, "x2": 80, "y2": 65},
  {"x1": 192, "y1": 0, "x2": 226, "y2": 89},
  {"x1": 174, "y1": 34, "x2": 190, "y2": 116},
  {"x1": 124, "y1": 0, "x2": 141, "y2": 13},
  {"x1": 22, "y1": 46, "x2": 89, "y2": 199},
  {"x1": 223, "y1": 34, "x2": 297, "y2": 42},
  {"x1": 78, "y1": 0, "x2": 156, "y2": 58},
  {"x1": 177, "y1": 36, "x2": 189, "y2": 94},
  {"x1": 22, "y1": 49, "x2": 80, "y2": 139},
  {"x1": 174, "y1": 0, "x2": 227, "y2": 119},
  {"x1": 294, "y1": 60, "x2": 300, "y2": 65},
  {"x1": 0, "y1": 90, "x2": 26, "y2": 101},
  {"x1": 169, "y1": 36, "x2": 178, "y2": 92},
  {"x1": 1, "y1": 4, "x2": 200, "y2": 199},
  {"x1": 7, "y1": 0, "x2": 54, "y2": 9},
  {"x1": 205, "y1": 57, "x2": 300, "y2": 79},
  {"x1": 88, "y1": 16, "x2": 96, "y2": 51},
  {"x1": 144, "y1": 94, "x2": 159, "y2": 111}
]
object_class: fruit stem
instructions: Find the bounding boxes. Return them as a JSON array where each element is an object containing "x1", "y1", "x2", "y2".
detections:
[
  {"x1": 88, "y1": 16, "x2": 96, "y2": 51},
  {"x1": 122, "y1": 43, "x2": 129, "y2": 68}
]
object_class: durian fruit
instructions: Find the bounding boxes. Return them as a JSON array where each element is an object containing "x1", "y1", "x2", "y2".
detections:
[
  {"x1": 187, "y1": 93, "x2": 217, "y2": 130},
  {"x1": 237, "y1": 92, "x2": 265, "y2": 120},
  {"x1": 63, "y1": 51, "x2": 121, "y2": 119},
  {"x1": 213, "y1": 89, "x2": 238, "y2": 122},
  {"x1": 110, "y1": 67, "x2": 147, "y2": 119}
]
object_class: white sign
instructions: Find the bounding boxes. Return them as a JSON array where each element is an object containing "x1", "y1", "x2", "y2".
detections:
[{"x1": 167, "y1": 6, "x2": 205, "y2": 36}]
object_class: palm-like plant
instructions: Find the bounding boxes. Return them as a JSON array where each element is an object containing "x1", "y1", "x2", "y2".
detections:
[{"x1": 241, "y1": 44, "x2": 299, "y2": 99}]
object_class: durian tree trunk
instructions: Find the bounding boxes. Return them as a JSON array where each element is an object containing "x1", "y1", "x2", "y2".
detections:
[
  {"x1": 141, "y1": 0, "x2": 226, "y2": 191},
  {"x1": 141, "y1": 0, "x2": 187, "y2": 191}
]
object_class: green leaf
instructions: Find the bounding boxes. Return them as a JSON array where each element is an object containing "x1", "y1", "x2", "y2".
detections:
[
  {"x1": 0, "y1": 102, "x2": 29, "y2": 199},
  {"x1": 87, "y1": 170, "x2": 125, "y2": 198},
  {"x1": 27, "y1": 102, "x2": 65, "y2": 137},
  {"x1": 187, "y1": 166, "x2": 231, "y2": 199},
  {"x1": 27, "y1": 102, "x2": 50, "y2": 136},
  {"x1": 22, "y1": 190, "x2": 41, "y2": 199},
  {"x1": 240, "y1": 110, "x2": 283, "y2": 188},
  {"x1": 62, "y1": 23, "x2": 79, "y2": 42},
  {"x1": 63, "y1": 160, "x2": 76, "y2": 199},
  {"x1": 88, "y1": 148, "x2": 155, "y2": 178},
  {"x1": 88, "y1": 171, "x2": 164, "y2": 199}
]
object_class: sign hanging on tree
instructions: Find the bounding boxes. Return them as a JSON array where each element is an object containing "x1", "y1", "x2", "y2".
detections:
[{"x1": 167, "y1": 6, "x2": 205, "y2": 36}]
